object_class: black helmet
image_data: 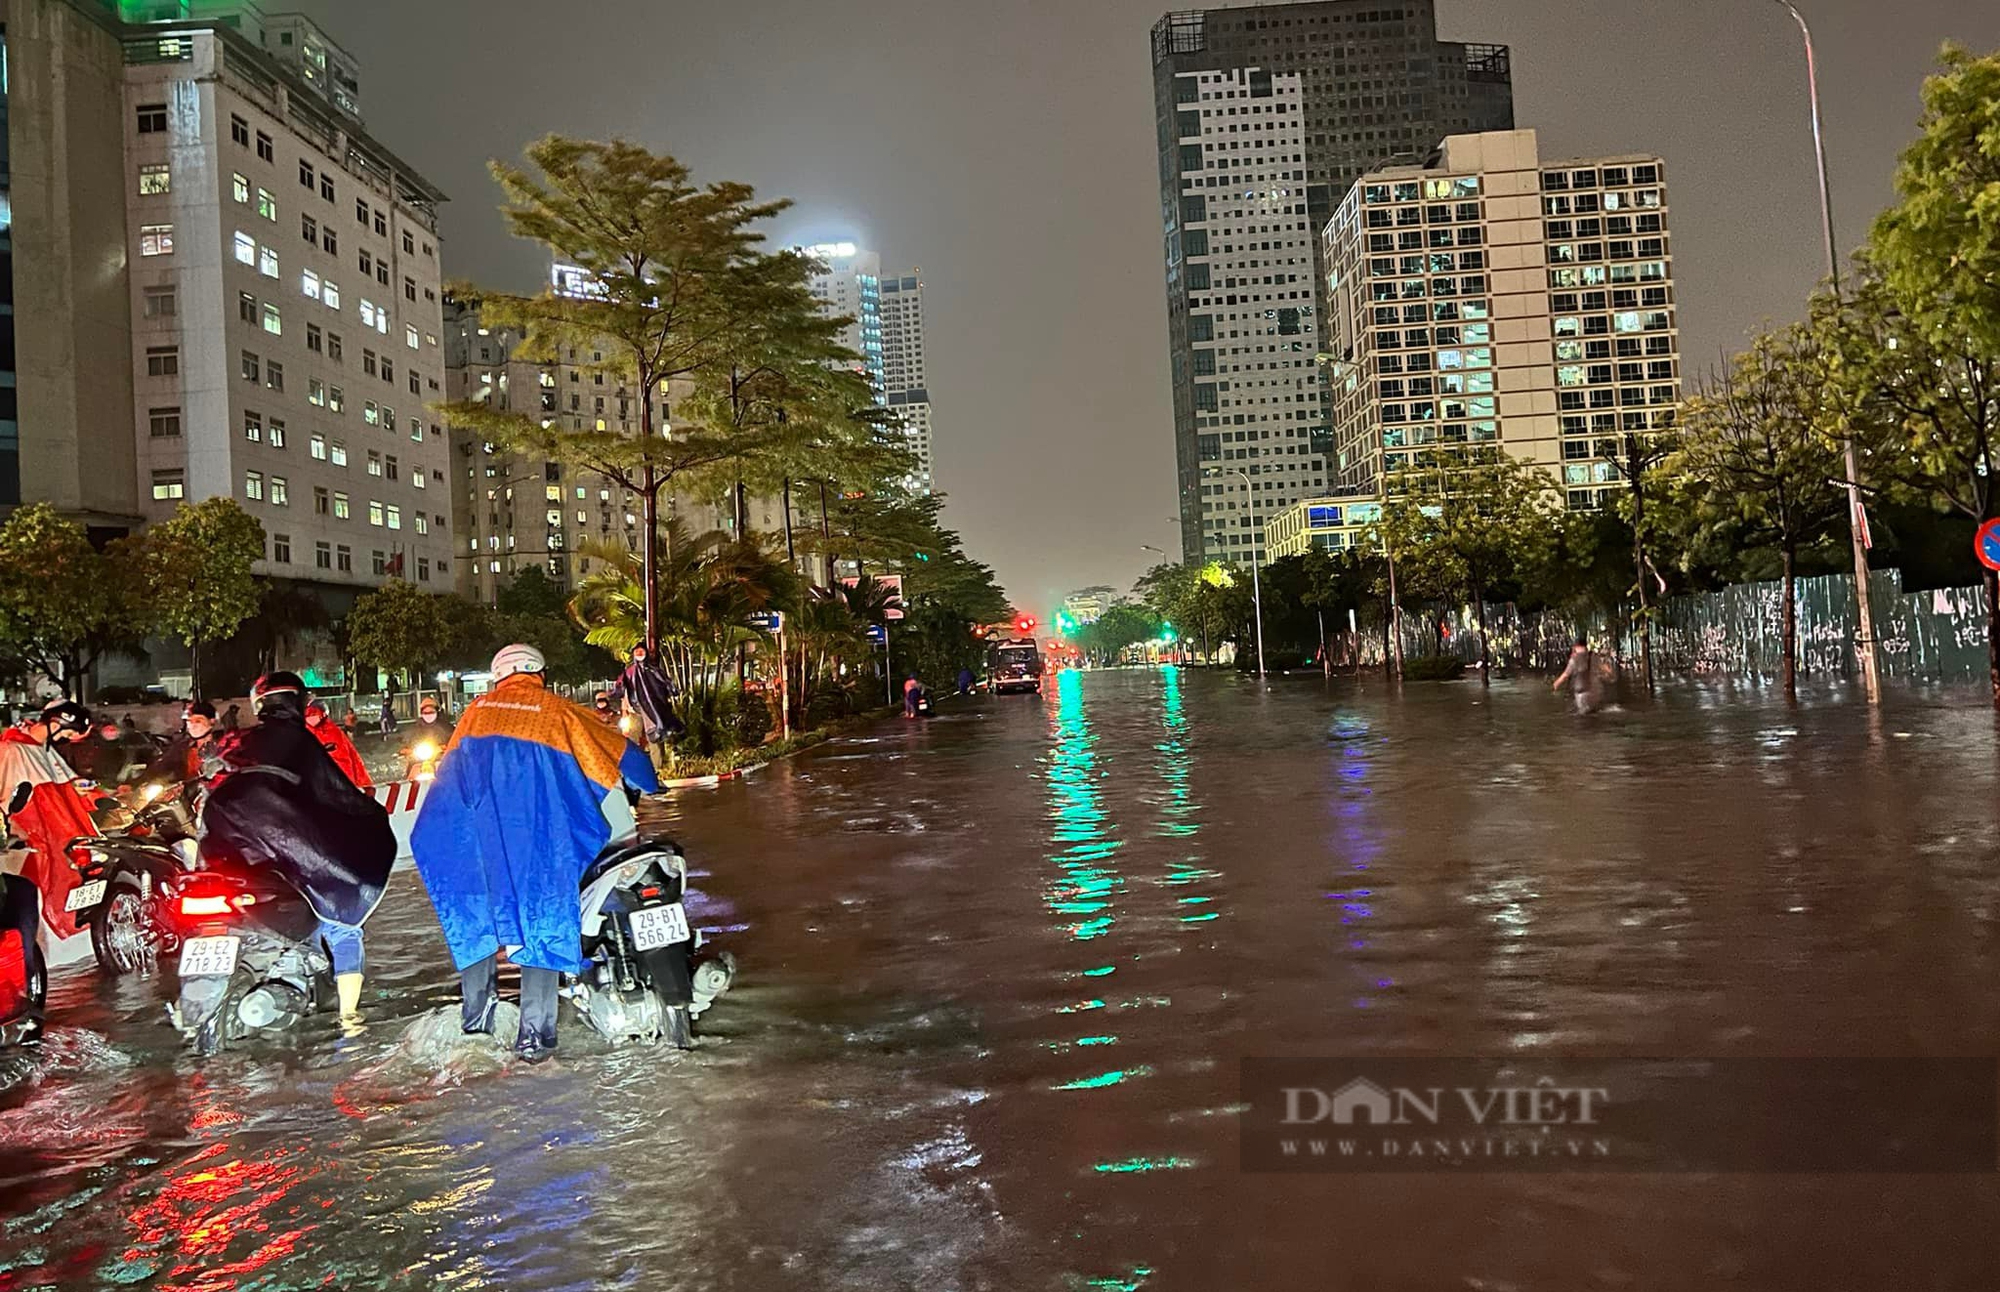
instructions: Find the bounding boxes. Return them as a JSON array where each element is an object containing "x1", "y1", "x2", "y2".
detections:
[
  {"x1": 251, "y1": 672, "x2": 306, "y2": 704},
  {"x1": 38, "y1": 699, "x2": 92, "y2": 740}
]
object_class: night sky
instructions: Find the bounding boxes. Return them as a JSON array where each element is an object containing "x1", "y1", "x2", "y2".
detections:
[{"x1": 292, "y1": 0, "x2": 1999, "y2": 618}]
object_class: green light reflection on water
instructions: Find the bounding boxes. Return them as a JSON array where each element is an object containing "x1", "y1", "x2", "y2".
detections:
[
  {"x1": 1056, "y1": 998, "x2": 1106, "y2": 1013},
  {"x1": 1051, "y1": 1065, "x2": 1153, "y2": 1091},
  {"x1": 1092, "y1": 1157, "x2": 1195, "y2": 1174},
  {"x1": 1083, "y1": 1268, "x2": 1156, "y2": 1291},
  {"x1": 1081, "y1": 965, "x2": 1115, "y2": 977},
  {"x1": 1044, "y1": 669, "x2": 1124, "y2": 943}
]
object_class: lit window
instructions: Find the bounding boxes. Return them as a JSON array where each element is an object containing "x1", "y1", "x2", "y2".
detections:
[
  {"x1": 311, "y1": 434, "x2": 327, "y2": 460},
  {"x1": 363, "y1": 402, "x2": 379, "y2": 426},
  {"x1": 270, "y1": 477, "x2": 289, "y2": 506},
  {"x1": 262, "y1": 303, "x2": 282, "y2": 335},
  {"x1": 259, "y1": 245, "x2": 279, "y2": 278},
  {"x1": 302, "y1": 269, "x2": 321, "y2": 300},
  {"x1": 257, "y1": 188, "x2": 277, "y2": 221},
  {"x1": 386, "y1": 505, "x2": 401, "y2": 531},
  {"x1": 233, "y1": 172, "x2": 250, "y2": 204},
  {"x1": 368, "y1": 500, "x2": 384, "y2": 527},
  {"x1": 245, "y1": 471, "x2": 264, "y2": 501},
  {"x1": 406, "y1": 325, "x2": 420, "y2": 351},
  {"x1": 138, "y1": 163, "x2": 171, "y2": 195},
  {"x1": 331, "y1": 443, "x2": 348, "y2": 467},
  {"x1": 324, "y1": 281, "x2": 341, "y2": 310},
  {"x1": 333, "y1": 492, "x2": 350, "y2": 519},
  {"x1": 234, "y1": 231, "x2": 256, "y2": 265},
  {"x1": 141, "y1": 224, "x2": 176, "y2": 256},
  {"x1": 244, "y1": 411, "x2": 262, "y2": 442},
  {"x1": 152, "y1": 470, "x2": 185, "y2": 501}
]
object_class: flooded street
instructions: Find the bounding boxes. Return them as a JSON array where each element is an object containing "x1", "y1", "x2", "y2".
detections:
[{"x1": 6, "y1": 667, "x2": 2000, "y2": 1289}]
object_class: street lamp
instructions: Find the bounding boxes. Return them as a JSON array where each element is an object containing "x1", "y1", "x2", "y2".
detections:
[
  {"x1": 1204, "y1": 466, "x2": 1266, "y2": 679},
  {"x1": 1764, "y1": 0, "x2": 1881, "y2": 706}
]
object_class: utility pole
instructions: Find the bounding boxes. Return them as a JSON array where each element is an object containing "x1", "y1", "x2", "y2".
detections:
[{"x1": 1771, "y1": 0, "x2": 1880, "y2": 704}]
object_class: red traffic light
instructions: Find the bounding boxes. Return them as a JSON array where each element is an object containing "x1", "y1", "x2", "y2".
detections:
[{"x1": 1016, "y1": 617, "x2": 1036, "y2": 632}]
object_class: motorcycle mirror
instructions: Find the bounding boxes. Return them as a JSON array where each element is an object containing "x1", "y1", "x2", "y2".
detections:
[{"x1": 7, "y1": 782, "x2": 31, "y2": 816}]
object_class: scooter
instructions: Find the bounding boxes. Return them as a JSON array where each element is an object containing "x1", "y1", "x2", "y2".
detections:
[
  {"x1": 67, "y1": 782, "x2": 202, "y2": 977},
  {"x1": 163, "y1": 849, "x2": 332, "y2": 1056},
  {"x1": 914, "y1": 688, "x2": 934, "y2": 717},
  {"x1": 567, "y1": 835, "x2": 734, "y2": 1049},
  {"x1": 399, "y1": 736, "x2": 443, "y2": 783}
]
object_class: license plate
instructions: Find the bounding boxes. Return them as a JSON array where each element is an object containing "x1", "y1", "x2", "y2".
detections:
[
  {"x1": 65, "y1": 880, "x2": 107, "y2": 912},
  {"x1": 178, "y1": 936, "x2": 241, "y2": 977},
  {"x1": 628, "y1": 903, "x2": 690, "y2": 952}
]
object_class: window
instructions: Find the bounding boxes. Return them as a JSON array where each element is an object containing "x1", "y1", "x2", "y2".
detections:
[
  {"x1": 138, "y1": 163, "x2": 171, "y2": 195},
  {"x1": 359, "y1": 300, "x2": 387, "y2": 333},
  {"x1": 233, "y1": 172, "x2": 250, "y2": 204},
  {"x1": 368, "y1": 500, "x2": 384, "y2": 527},
  {"x1": 262, "y1": 303, "x2": 283, "y2": 335},
  {"x1": 244, "y1": 411, "x2": 262, "y2": 443},
  {"x1": 256, "y1": 131, "x2": 274, "y2": 163},
  {"x1": 334, "y1": 492, "x2": 351, "y2": 520},
  {"x1": 373, "y1": 210, "x2": 386, "y2": 237},
  {"x1": 302, "y1": 269, "x2": 321, "y2": 300},
  {"x1": 152, "y1": 470, "x2": 185, "y2": 501},
  {"x1": 356, "y1": 198, "x2": 370, "y2": 226},
  {"x1": 385, "y1": 455, "x2": 399, "y2": 481},
  {"x1": 270, "y1": 477, "x2": 289, "y2": 506},
  {"x1": 302, "y1": 213, "x2": 318, "y2": 245},
  {"x1": 413, "y1": 469, "x2": 427, "y2": 490},
  {"x1": 364, "y1": 401, "x2": 379, "y2": 427},
  {"x1": 386, "y1": 505, "x2": 401, "y2": 531},
  {"x1": 141, "y1": 224, "x2": 175, "y2": 256},
  {"x1": 330, "y1": 442, "x2": 348, "y2": 467},
  {"x1": 418, "y1": 557, "x2": 431, "y2": 581},
  {"x1": 368, "y1": 450, "x2": 383, "y2": 477},
  {"x1": 358, "y1": 249, "x2": 373, "y2": 277},
  {"x1": 148, "y1": 407, "x2": 182, "y2": 438},
  {"x1": 137, "y1": 103, "x2": 169, "y2": 134},
  {"x1": 311, "y1": 434, "x2": 328, "y2": 461},
  {"x1": 363, "y1": 349, "x2": 378, "y2": 377},
  {"x1": 259, "y1": 245, "x2": 279, "y2": 278},
  {"x1": 265, "y1": 360, "x2": 284, "y2": 391},
  {"x1": 268, "y1": 419, "x2": 286, "y2": 450},
  {"x1": 321, "y1": 174, "x2": 335, "y2": 203},
  {"x1": 323, "y1": 281, "x2": 341, "y2": 310},
  {"x1": 337, "y1": 546, "x2": 352, "y2": 574},
  {"x1": 328, "y1": 334, "x2": 344, "y2": 364},
  {"x1": 307, "y1": 324, "x2": 323, "y2": 354},
  {"x1": 145, "y1": 346, "x2": 179, "y2": 377},
  {"x1": 403, "y1": 277, "x2": 416, "y2": 303},
  {"x1": 231, "y1": 232, "x2": 255, "y2": 267},
  {"x1": 314, "y1": 487, "x2": 330, "y2": 515},
  {"x1": 328, "y1": 387, "x2": 344, "y2": 414},
  {"x1": 143, "y1": 287, "x2": 177, "y2": 318},
  {"x1": 273, "y1": 534, "x2": 292, "y2": 564},
  {"x1": 309, "y1": 379, "x2": 326, "y2": 407},
  {"x1": 415, "y1": 516, "x2": 429, "y2": 536},
  {"x1": 372, "y1": 550, "x2": 388, "y2": 577},
  {"x1": 299, "y1": 160, "x2": 315, "y2": 189},
  {"x1": 257, "y1": 187, "x2": 277, "y2": 221},
  {"x1": 323, "y1": 228, "x2": 338, "y2": 255},
  {"x1": 241, "y1": 350, "x2": 260, "y2": 382},
  {"x1": 382, "y1": 360, "x2": 394, "y2": 385},
  {"x1": 230, "y1": 115, "x2": 250, "y2": 147},
  {"x1": 406, "y1": 324, "x2": 420, "y2": 351},
  {"x1": 244, "y1": 471, "x2": 264, "y2": 501},
  {"x1": 316, "y1": 542, "x2": 332, "y2": 570}
]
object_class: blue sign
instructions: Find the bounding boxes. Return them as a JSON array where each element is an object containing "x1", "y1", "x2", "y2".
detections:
[
  {"x1": 867, "y1": 624, "x2": 886, "y2": 645},
  {"x1": 1978, "y1": 519, "x2": 2000, "y2": 573},
  {"x1": 747, "y1": 610, "x2": 784, "y2": 632}
]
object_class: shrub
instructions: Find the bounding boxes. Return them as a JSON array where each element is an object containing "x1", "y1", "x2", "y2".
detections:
[
  {"x1": 734, "y1": 687, "x2": 773, "y2": 748},
  {"x1": 1401, "y1": 655, "x2": 1466, "y2": 681}
]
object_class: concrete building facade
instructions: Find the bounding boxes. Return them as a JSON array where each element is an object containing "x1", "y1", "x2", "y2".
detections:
[
  {"x1": 803, "y1": 242, "x2": 935, "y2": 493},
  {"x1": 1322, "y1": 129, "x2": 1678, "y2": 509},
  {"x1": 1150, "y1": 0, "x2": 1514, "y2": 564}
]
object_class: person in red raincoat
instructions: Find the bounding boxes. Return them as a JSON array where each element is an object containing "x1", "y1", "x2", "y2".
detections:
[
  {"x1": 0, "y1": 700, "x2": 108, "y2": 953},
  {"x1": 305, "y1": 702, "x2": 372, "y2": 788}
]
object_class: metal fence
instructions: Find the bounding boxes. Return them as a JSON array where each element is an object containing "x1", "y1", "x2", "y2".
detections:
[{"x1": 1395, "y1": 570, "x2": 1992, "y2": 684}]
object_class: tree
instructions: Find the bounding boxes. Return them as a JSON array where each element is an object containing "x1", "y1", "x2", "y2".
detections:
[
  {"x1": 1074, "y1": 604, "x2": 1161, "y2": 665},
  {"x1": 1868, "y1": 46, "x2": 2000, "y2": 357},
  {"x1": 128, "y1": 498, "x2": 266, "y2": 699},
  {"x1": 444, "y1": 136, "x2": 795, "y2": 655},
  {"x1": 1668, "y1": 326, "x2": 1848, "y2": 702},
  {"x1": 0, "y1": 504, "x2": 147, "y2": 698},
  {"x1": 1377, "y1": 452, "x2": 1556, "y2": 677},
  {"x1": 346, "y1": 580, "x2": 457, "y2": 692}
]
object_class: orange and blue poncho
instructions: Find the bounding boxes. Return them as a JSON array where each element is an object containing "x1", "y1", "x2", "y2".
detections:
[{"x1": 409, "y1": 674, "x2": 658, "y2": 974}]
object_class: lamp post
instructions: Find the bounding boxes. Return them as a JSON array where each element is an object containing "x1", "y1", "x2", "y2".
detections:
[
  {"x1": 1205, "y1": 467, "x2": 1266, "y2": 679},
  {"x1": 1762, "y1": 0, "x2": 1879, "y2": 705}
]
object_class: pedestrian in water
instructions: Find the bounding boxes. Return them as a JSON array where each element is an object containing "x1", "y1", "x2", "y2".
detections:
[
  {"x1": 1552, "y1": 637, "x2": 1605, "y2": 715},
  {"x1": 378, "y1": 698, "x2": 398, "y2": 737},
  {"x1": 956, "y1": 666, "x2": 974, "y2": 697},
  {"x1": 903, "y1": 673, "x2": 921, "y2": 718},
  {"x1": 410, "y1": 644, "x2": 660, "y2": 1061},
  {"x1": 615, "y1": 645, "x2": 681, "y2": 765}
]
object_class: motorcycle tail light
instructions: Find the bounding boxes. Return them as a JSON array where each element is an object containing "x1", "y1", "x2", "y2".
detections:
[
  {"x1": 639, "y1": 885, "x2": 661, "y2": 899},
  {"x1": 180, "y1": 895, "x2": 233, "y2": 916}
]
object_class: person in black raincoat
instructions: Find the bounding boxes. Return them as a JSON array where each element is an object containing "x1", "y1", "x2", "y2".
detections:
[
  {"x1": 615, "y1": 645, "x2": 683, "y2": 762},
  {"x1": 200, "y1": 672, "x2": 396, "y2": 1027}
]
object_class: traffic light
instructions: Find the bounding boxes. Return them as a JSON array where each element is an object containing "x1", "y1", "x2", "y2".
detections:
[
  {"x1": 1016, "y1": 616, "x2": 1036, "y2": 634},
  {"x1": 1161, "y1": 623, "x2": 1177, "y2": 642}
]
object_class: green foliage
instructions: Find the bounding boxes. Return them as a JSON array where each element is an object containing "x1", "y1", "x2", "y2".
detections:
[
  {"x1": 734, "y1": 686, "x2": 773, "y2": 748},
  {"x1": 1073, "y1": 603, "x2": 1160, "y2": 663},
  {"x1": 1402, "y1": 655, "x2": 1467, "y2": 681},
  {"x1": 0, "y1": 504, "x2": 148, "y2": 697},
  {"x1": 1868, "y1": 45, "x2": 2000, "y2": 356},
  {"x1": 345, "y1": 580, "x2": 457, "y2": 687},
  {"x1": 128, "y1": 498, "x2": 266, "y2": 697},
  {"x1": 494, "y1": 566, "x2": 571, "y2": 620}
]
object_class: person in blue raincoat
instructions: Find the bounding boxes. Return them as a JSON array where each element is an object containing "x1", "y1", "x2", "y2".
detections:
[{"x1": 409, "y1": 643, "x2": 660, "y2": 1060}]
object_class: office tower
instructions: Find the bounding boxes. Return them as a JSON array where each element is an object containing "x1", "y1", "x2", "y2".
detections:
[
  {"x1": 1151, "y1": 1, "x2": 1514, "y2": 563},
  {"x1": 803, "y1": 243, "x2": 935, "y2": 492},
  {"x1": 1322, "y1": 129, "x2": 1678, "y2": 511}
]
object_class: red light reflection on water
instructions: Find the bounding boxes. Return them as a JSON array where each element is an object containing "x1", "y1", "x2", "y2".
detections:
[{"x1": 121, "y1": 1139, "x2": 318, "y2": 1292}]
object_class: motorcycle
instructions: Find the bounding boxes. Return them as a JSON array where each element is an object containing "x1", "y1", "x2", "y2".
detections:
[
  {"x1": 399, "y1": 736, "x2": 443, "y2": 783},
  {"x1": 568, "y1": 835, "x2": 734, "y2": 1049},
  {"x1": 67, "y1": 782, "x2": 202, "y2": 976},
  {"x1": 163, "y1": 848, "x2": 332, "y2": 1056},
  {"x1": 0, "y1": 785, "x2": 47, "y2": 1047},
  {"x1": 913, "y1": 688, "x2": 934, "y2": 717}
]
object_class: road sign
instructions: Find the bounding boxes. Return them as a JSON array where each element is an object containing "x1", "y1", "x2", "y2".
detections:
[
  {"x1": 747, "y1": 610, "x2": 784, "y2": 633},
  {"x1": 1978, "y1": 518, "x2": 2000, "y2": 572},
  {"x1": 866, "y1": 624, "x2": 886, "y2": 645}
]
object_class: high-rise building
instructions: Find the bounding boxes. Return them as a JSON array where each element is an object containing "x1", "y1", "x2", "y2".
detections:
[
  {"x1": 1322, "y1": 129, "x2": 1678, "y2": 510},
  {"x1": 1150, "y1": 1, "x2": 1514, "y2": 564},
  {"x1": 802, "y1": 242, "x2": 935, "y2": 493},
  {"x1": 4, "y1": 0, "x2": 454, "y2": 598}
]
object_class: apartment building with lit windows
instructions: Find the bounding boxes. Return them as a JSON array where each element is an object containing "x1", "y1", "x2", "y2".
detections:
[
  {"x1": 1321, "y1": 128, "x2": 1678, "y2": 509},
  {"x1": 803, "y1": 243, "x2": 935, "y2": 493}
]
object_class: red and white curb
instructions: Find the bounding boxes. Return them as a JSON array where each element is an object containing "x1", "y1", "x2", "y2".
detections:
[{"x1": 660, "y1": 762, "x2": 766, "y2": 790}]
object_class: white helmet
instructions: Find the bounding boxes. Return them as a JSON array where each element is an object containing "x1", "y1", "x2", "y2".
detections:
[{"x1": 489, "y1": 643, "x2": 546, "y2": 681}]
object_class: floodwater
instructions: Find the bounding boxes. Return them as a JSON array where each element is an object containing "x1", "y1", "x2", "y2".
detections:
[{"x1": 5, "y1": 668, "x2": 2000, "y2": 1290}]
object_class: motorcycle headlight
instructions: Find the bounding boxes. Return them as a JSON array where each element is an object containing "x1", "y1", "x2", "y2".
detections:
[
  {"x1": 413, "y1": 740, "x2": 439, "y2": 762},
  {"x1": 618, "y1": 715, "x2": 637, "y2": 735},
  {"x1": 138, "y1": 782, "x2": 163, "y2": 804}
]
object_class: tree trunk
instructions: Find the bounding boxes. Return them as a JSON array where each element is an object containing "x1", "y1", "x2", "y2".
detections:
[
  {"x1": 190, "y1": 636, "x2": 203, "y2": 702},
  {"x1": 818, "y1": 481, "x2": 835, "y2": 588},
  {"x1": 1984, "y1": 566, "x2": 2000, "y2": 709},
  {"x1": 1626, "y1": 432, "x2": 1655, "y2": 697},
  {"x1": 641, "y1": 380, "x2": 661, "y2": 655},
  {"x1": 1781, "y1": 543, "x2": 1798, "y2": 705},
  {"x1": 1381, "y1": 596, "x2": 1395, "y2": 681},
  {"x1": 782, "y1": 478, "x2": 796, "y2": 567}
]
